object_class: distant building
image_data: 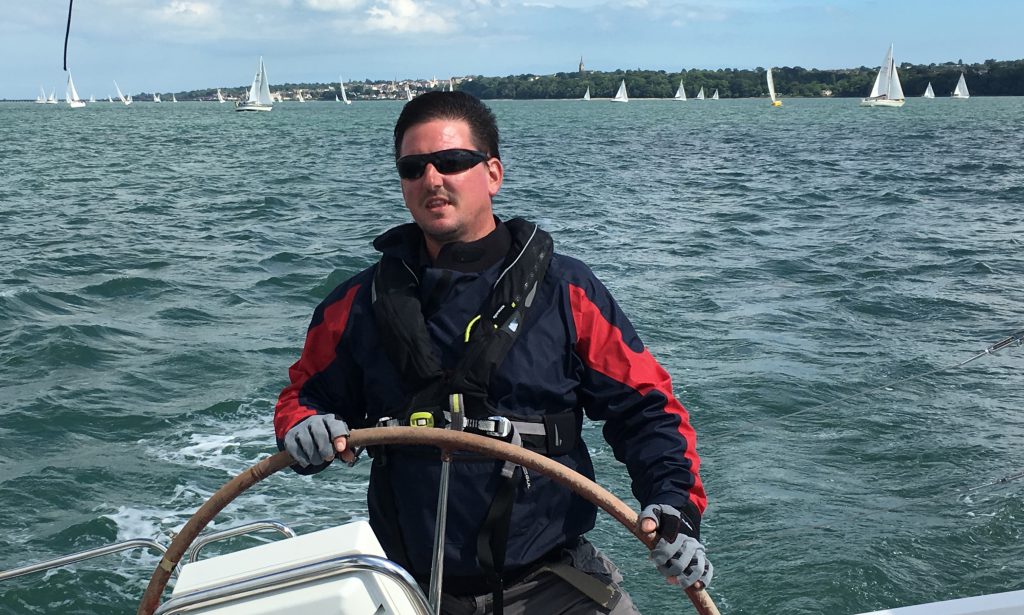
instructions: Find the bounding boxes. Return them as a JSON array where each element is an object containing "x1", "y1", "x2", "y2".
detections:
[{"x1": 579, "y1": 56, "x2": 585, "y2": 73}]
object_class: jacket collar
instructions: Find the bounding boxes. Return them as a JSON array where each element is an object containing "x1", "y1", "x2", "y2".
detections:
[{"x1": 373, "y1": 217, "x2": 510, "y2": 274}]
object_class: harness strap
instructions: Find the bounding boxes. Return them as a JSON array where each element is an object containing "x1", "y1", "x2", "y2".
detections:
[
  {"x1": 374, "y1": 409, "x2": 578, "y2": 457},
  {"x1": 476, "y1": 464, "x2": 521, "y2": 615},
  {"x1": 524, "y1": 562, "x2": 617, "y2": 608}
]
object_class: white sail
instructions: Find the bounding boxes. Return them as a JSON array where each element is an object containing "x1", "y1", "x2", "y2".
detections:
[
  {"x1": 405, "y1": 85, "x2": 413, "y2": 101},
  {"x1": 89, "y1": 94, "x2": 95, "y2": 103},
  {"x1": 258, "y1": 60, "x2": 273, "y2": 105},
  {"x1": 217, "y1": 88, "x2": 225, "y2": 103},
  {"x1": 449, "y1": 77, "x2": 455, "y2": 92},
  {"x1": 36, "y1": 87, "x2": 46, "y2": 103},
  {"x1": 674, "y1": 80, "x2": 686, "y2": 101},
  {"x1": 611, "y1": 79, "x2": 628, "y2": 103},
  {"x1": 952, "y1": 72, "x2": 970, "y2": 98},
  {"x1": 696, "y1": 86, "x2": 705, "y2": 100},
  {"x1": 861, "y1": 44, "x2": 905, "y2": 107},
  {"x1": 297, "y1": 90, "x2": 305, "y2": 102},
  {"x1": 66, "y1": 73, "x2": 86, "y2": 108},
  {"x1": 766, "y1": 68, "x2": 777, "y2": 102},
  {"x1": 583, "y1": 87, "x2": 590, "y2": 101},
  {"x1": 339, "y1": 77, "x2": 351, "y2": 104},
  {"x1": 923, "y1": 82, "x2": 935, "y2": 98},
  {"x1": 107, "y1": 95, "x2": 113, "y2": 103},
  {"x1": 114, "y1": 81, "x2": 131, "y2": 105},
  {"x1": 711, "y1": 89, "x2": 719, "y2": 100},
  {"x1": 153, "y1": 93, "x2": 161, "y2": 103}
]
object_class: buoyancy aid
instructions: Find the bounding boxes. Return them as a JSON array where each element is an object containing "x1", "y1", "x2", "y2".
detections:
[
  {"x1": 369, "y1": 218, "x2": 586, "y2": 607},
  {"x1": 371, "y1": 217, "x2": 560, "y2": 431}
]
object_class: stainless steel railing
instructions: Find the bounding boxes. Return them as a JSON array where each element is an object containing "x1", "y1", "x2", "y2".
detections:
[
  {"x1": 0, "y1": 538, "x2": 169, "y2": 582},
  {"x1": 187, "y1": 520, "x2": 297, "y2": 563},
  {"x1": 0, "y1": 520, "x2": 297, "y2": 583}
]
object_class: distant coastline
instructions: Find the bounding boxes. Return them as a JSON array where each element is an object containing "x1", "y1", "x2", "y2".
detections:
[{"x1": 8, "y1": 58, "x2": 1023, "y2": 102}]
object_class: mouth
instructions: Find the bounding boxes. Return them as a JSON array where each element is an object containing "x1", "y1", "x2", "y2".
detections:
[{"x1": 425, "y1": 196, "x2": 451, "y2": 210}]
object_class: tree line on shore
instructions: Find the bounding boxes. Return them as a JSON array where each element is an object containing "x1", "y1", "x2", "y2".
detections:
[
  {"x1": 457, "y1": 58, "x2": 1024, "y2": 99},
  {"x1": 50, "y1": 58, "x2": 1020, "y2": 102}
]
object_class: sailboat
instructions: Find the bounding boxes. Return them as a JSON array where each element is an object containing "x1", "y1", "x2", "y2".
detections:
[
  {"x1": 339, "y1": 77, "x2": 351, "y2": 105},
  {"x1": 673, "y1": 80, "x2": 687, "y2": 101},
  {"x1": 449, "y1": 77, "x2": 455, "y2": 92},
  {"x1": 711, "y1": 89, "x2": 719, "y2": 100},
  {"x1": 236, "y1": 57, "x2": 274, "y2": 112},
  {"x1": 216, "y1": 88, "x2": 225, "y2": 103},
  {"x1": 36, "y1": 87, "x2": 47, "y2": 104},
  {"x1": 951, "y1": 72, "x2": 970, "y2": 99},
  {"x1": 611, "y1": 79, "x2": 628, "y2": 103},
  {"x1": 114, "y1": 81, "x2": 132, "y2": 105},
  {"x1": 107, "y1": 95, "x2": 113, "y2": 103},
  {"x1": 172, "y1": 94, "x2": 178, "y2": 103},
  {"x1": 582, "y1": 86, "x2": 591, "y2": 101},
  {"x1": 766, "y1": 68, "x2": 782, "y2": 107},
  {"x1": 405, "y1": 85, "x2": 413, "y2": 101},
  {"x1": 153, "y1": 93, "x2": 161, "y2": 103},
  {"x1": 296, "y1": 90, "x2": 305, "y2": 102},
  {"x1": 695, "y1": 86, "x2": 705, "y2": 100},
  {"x1": 65, "y1": 73, "x2": 86, "y2": 108},
  {"x1": 923, "y1": 82, "x2": 935, "y2": 98},
  {"x1": 860, "y1": 44, "x2": 905, "y2": 107},
  {"x1": 89, "y1": 94, "x2": 96, "y2": 103}
]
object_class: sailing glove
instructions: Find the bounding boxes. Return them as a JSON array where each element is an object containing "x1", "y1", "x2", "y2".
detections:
[
  {"x1": 283, "y1": 414, "x2": 350, "y2": 468},
  {"x1": 640, "y1": 504, "x2": 713, "y2": 588}
]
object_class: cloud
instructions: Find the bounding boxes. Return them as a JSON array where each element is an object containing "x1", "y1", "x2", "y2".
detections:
[
  {"x1": 305, "y1": 0, "x2": 365, "y2": 10},
  {"x1": 365, "y1": 0, "x2": 453, "y2": 33},
  {"x1": 156, "y1": 1, "x2": 219, "y2": 25}
]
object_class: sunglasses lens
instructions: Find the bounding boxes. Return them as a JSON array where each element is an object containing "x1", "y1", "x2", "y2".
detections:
[
  {"x1": 397, "y1": 158, "x2": 426, "y2": 179},
  {"x1": 397, "y1": 149, "x2": 488, "y2": 180}
]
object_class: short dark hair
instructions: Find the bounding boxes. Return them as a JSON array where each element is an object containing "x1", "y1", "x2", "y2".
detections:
[{"x1": 393, "y1": 91, "x2": 500, "y2": 161}]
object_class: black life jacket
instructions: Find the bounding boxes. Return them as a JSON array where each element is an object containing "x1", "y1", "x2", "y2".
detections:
[{"x1": 371, "y1": 217, "x2": 553, "y2": 424}]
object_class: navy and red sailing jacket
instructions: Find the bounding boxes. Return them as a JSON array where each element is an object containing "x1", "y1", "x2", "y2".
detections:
[{"x1": 274, "y1": 220, "x2": 706, "y2": 582}]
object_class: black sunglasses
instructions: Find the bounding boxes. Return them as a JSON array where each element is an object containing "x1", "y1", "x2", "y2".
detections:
[{"x1": 396, "y1": 148, "x2": 491, "y2": 180}]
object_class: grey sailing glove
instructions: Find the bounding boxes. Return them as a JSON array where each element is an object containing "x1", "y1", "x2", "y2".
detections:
[
  {"x1": 283, "y1": 414, "x2": 350, "y2": 468},
  {"x1": 640, "y1": 504, "x2": 713, "y2": 588}
]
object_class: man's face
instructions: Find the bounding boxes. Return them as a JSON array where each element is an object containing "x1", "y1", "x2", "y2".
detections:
[{"x1": 398, "y1": 118, "x2": 503, "y2": 255}]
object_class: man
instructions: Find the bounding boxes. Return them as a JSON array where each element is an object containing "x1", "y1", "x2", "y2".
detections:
[{"x1": 274, "y1": 91, "x2": 711, "y2": 614}]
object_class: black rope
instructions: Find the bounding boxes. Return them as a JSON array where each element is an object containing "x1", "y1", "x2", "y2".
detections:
[{"x1": 63, "y1": 0, "x2": 74, "y2": 71}]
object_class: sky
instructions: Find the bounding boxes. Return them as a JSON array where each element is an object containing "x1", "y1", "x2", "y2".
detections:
[{"x1": 2, "y1": 0, "x2": 1022, "y2": 99}]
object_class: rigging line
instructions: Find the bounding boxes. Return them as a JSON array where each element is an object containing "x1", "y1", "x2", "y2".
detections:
[
  {"x1": 63, "y1": 0, "x2": 75, "y2": 71},
  {"x1": 774, "y1": 328, "x2": 1024, "y2": 423},
  {"x1": 966, "y1": 468, "x2": 1024, "y2": 493}
]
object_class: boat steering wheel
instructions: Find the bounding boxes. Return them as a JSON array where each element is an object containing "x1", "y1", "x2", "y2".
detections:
[{"x1": 137, "y1": 427, "x2": 720, "y2": 615}]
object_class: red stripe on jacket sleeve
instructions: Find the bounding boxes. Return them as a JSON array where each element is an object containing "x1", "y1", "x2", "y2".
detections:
[
  {"x1": 274, "y1": 284, "x2": 361, "y2": 440},
  {"x1": 568, "y1": 283, "x2": 706, "y2": 513}
]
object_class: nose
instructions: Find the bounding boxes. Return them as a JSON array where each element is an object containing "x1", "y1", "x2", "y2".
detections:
[{"x1": 421, "y1": 162, "x2": 443, "y2": 186}]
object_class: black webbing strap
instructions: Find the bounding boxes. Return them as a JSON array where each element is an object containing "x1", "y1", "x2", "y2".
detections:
[{"x1": 475, "y1": 466, "x2": 521, "y2": 615}]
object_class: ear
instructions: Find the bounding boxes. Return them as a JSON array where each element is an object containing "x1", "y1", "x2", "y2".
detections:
[{"x1": 486, "y1": 157, "x2": 504, "y2": 197}]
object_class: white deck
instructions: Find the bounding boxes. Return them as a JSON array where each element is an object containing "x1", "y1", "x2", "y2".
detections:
[{"x1": 856, "y1": 589, "x2": 1024, "y2": 615}]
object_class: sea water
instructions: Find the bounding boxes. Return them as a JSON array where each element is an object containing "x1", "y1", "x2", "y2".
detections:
[{"x1": 1, "y1": 97, "x2": 1022, "y2": 614}]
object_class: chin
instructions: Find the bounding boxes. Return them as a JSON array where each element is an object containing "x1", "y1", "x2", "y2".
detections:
[{"x1": 419, "y1": 219, "x2": 461, "y2": 240}]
